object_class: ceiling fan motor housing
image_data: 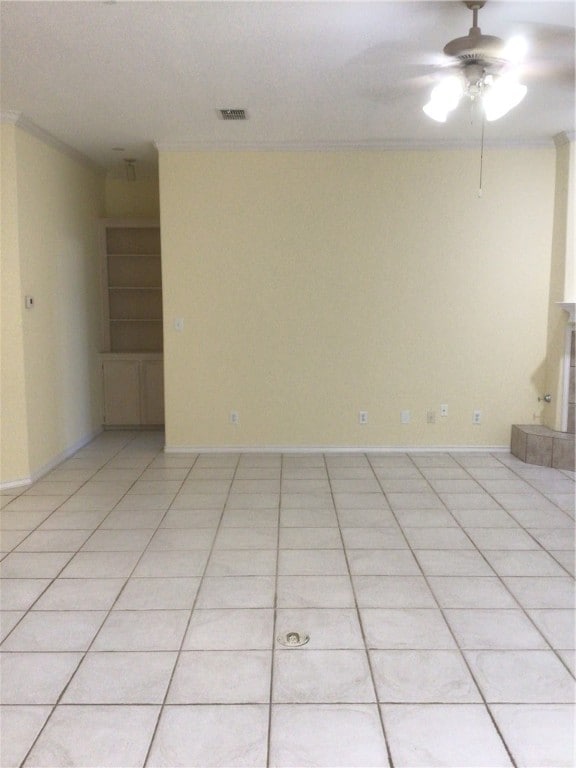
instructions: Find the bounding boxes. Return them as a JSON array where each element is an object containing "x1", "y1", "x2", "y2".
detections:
[
  {"x1": 444, "y1": 1, "x2": 509, "y2": 74},
  {"x1": 444, "y1": 30, "x2": 508, "y2": 72},
  {"x1": 424, "y1": 0, "x2": 530, "y2": 123}
]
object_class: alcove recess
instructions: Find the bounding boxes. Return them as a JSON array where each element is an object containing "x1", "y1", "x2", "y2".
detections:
[{"x1": 99, "y1": 219, "x2": 164, "y2": 427}]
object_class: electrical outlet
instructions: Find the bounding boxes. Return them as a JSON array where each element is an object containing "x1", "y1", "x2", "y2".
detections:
[
  {"x1": 440, "y1": 404, "x2": 448, "y2": 417},
  {"x1": 426, "y1": 409, "x2": 436, "y2": 424},
  {"x1": 359, "y1": 411, "x2": 368, "y2": 425},
  {"x1": 473, "y1": 410, "x2": 482, "y2": 425},
  {"x1": 230, "y1": 411, "x2": 239, "y2": 425},
  {"x1": 401, "y1": 410, "x2": 411, "y2": 424}
]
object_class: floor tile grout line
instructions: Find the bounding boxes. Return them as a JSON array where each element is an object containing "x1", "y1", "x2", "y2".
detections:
[
  {"x1": 8, "y1": 697, "x2": 544, "y2": 709},
  {"x1": 483, "y1": 511, "x2": 575, "y2": 578},
  {"x1": 417, "y1": 456, "x2": 573, "y2": 605},
  {"x1": 16, "y1": 437, "x2": 197, "y2": 768},
  {"x1": 538, "y1": 549, "x2": 576, "y2": 576},
  {"x1": 265, "y1": 454, "x2": 283, "y2": 768},
  {"x1": 490, "y1": 453, "x2": 576, "y2": 520},
  {"x1": 12, "y1": 435, "x2": 171, "y2": 766},
  {"x1": 0, "y1": 646, "x2": 572, "y2": 659},
  {"x1": 453, "y1": 450, "x2": 575, "y2": 522},
  {"x1": 85, "y1": 451, "x2": 202, "y2": 615},
  {"x1": 405, "y1": 455, "x2": 576, "y2": 678},
  {"x1": 2, "y1": 435, "x2": 178, "y2": 649},
  {"x1": 1, "y1": 431, "x2": 139, "y2": 505},
  {"x1": 3, "y1": 432, "x2": 157, "y2": 547},
  {"x1": 142, "y1": 452, "x2": 243, "y2": 768},
  {"x1": 324, "y1": 452, "x2": 396, "y2": 768},
  {"x1": 401, "y1": 458, "x2": 530, "y2": 760},
  {"x1": 454, "y1": 451, "x2": 576, "y2": 569},
  {"x1": 437, "y1": 456, "x2": 576, "y2": 673},
  {"x1": 367, "y1": 452, "x2": 519, "y2": 768},
  {"x1": 3, "y1": 439, "x2": 573, "y2": 766},
  {"x1": 0, "y1": 432, "x2": 146, "y2": 616}
]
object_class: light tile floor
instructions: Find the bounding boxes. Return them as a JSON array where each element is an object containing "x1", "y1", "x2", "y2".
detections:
[{"x1": 0, "y1": 431, "x2": 574, "y2": 767}]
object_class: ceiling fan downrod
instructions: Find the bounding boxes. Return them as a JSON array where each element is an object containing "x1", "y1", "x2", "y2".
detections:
[
  {"x1": 444, "y1": 0, "x2": 504, "y2": 65},
  {"x1": 423, "y1": 0, "x2": 528, "y2": 125},
  {"x1": 465, "y1": 1, "x2": 486, "y2": 33}
]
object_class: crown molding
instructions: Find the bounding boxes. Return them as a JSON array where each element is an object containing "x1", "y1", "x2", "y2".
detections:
[
  {"x1": 0, "y1": 111, "x2": 104, "y2": 174},
  {"x1": 155, "y1": 136, "x2": 555, "y2": 154},
  {"x1": 0, "y1": 110, "x2": 21, "y2": 125},
  {"x1": 557, "y1": 301, "x2": 576, "y2": 323},
  {"x1": 554, "y1": 131, "x2": 576, "y2": 147}
]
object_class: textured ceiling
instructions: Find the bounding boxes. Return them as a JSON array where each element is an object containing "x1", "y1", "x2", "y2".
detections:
[{"x1": 1, "y1": 1, "x2": 574, "y2": 175}]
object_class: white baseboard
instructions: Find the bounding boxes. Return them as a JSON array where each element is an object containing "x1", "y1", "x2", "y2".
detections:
[
  {"x1": 164, "y1": 444, "x2": 509, "y2": 455},
  {"x1": 0, "y1": 476, "x2": 33, "y2": 491},
  {"x1": 0, "y1": 427, "x2": 103, "y2": 491}
]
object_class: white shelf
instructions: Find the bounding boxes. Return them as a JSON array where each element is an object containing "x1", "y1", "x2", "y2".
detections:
[
  {"x1": 100, "y1": 220, "x2": 163, "y2": 353},
  {"x1": 107, "y1": 254, "x2": 161, "y2": 261}
]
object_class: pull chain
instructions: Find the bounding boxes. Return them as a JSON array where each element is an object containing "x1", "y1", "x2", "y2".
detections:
[{"x1": 478, "y1": 115, "x2": 485, "y2": 197}]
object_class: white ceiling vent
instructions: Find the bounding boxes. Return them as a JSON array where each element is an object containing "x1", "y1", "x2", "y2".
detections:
[{"x1": 218, "y1": 109, "x2": 247, "y2": 120}]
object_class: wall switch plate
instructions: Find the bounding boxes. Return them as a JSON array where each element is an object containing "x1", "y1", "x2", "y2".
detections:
[
  {"x1": 426, "y1": 409, "x2": 436, "y2": 424},
  {"x1": 401, "y1": 410, "x2": 411, "y2": 424},
  {"x1": 174, "y1": 318, "x2": 184, "y2": 332},
  {"x1": 359, "y1": 411, "x2": 368, "y2": 425},
  {"x1": 473, "y1": 410, "x2": 482, "y2": 425},
  {"x1": 230, "y1": 411, "x2": 239, "y2": 425},
  {"x1": 25, "y1": 295, "x2": 34, "y2": 309},
  {"x1": 440, "y1": 404, "x2": 448, "y2": 417}
]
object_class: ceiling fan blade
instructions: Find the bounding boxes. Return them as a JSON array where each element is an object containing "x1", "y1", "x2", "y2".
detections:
[
  {"x1": 360, "y1": 73, "x2": 439, "y2": 104},
  {"x1": 506, "y1": 22, "x2": 575, "y2": 86},
  {"x1": 519, "y1": 59, "x2": 574, "y2": 86},
  {"x1": 511, "y1": 22, "x2": 575, "y2": 64}
]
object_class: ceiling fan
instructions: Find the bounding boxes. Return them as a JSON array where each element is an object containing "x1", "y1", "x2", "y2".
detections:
[{"x1": 423, "y1": 0, "x2": 528, "y2": 122}]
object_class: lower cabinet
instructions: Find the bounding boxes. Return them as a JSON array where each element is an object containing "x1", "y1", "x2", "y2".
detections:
[
  {"x1": 101, "y1": 354, "x2": 164, "y2": 427},
  {"x1": 140, "y1": 358, "x2": 165, "y2": 425}
]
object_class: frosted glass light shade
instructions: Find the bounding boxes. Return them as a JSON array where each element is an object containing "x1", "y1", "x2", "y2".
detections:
[
  {"x1": 483, "y1": 76, "x2": 527, "y2": 121},
  {"x1": 423, "y1": 71, "x2": 527, "y2": 123},
  {"x1": 422, "y1": 76, "x2": 464, "y2": 122}
]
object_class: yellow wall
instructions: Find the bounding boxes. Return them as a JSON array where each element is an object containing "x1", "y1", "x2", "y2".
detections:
[
  {"x1": 565, "y1": 142, "x2": 575, "y2": 299},
  {"x1": 544, "y1": 137, "x2": 575, "y2": 430},
  {"x1": 160, "y1": 148, "x2": 555, "y2": 449},
  {"x1": 105, "y1": 177, "x2": 160, "y2": 218},
  {"x1": 1, "y1": 137, "x2": 561, "y2": 476},
  {"x1": 0, "y1": 124, "x2": 105, "y2": 484},
  {"x1": 0, "y1": 124, "x2": 30, "y2": 482}
]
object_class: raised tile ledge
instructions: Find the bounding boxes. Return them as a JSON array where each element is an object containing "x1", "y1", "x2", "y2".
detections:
[{"x1": 511, "y1": 424, "x2": 575, "y2": 470}]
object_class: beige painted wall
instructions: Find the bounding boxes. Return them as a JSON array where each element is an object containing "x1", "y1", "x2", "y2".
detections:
[
  {"x1": 105, "y1": 177, "x2": 160, "y2": 218},
  {"x1": 160, "y1": 147, "x2": 555, "y2": 449},
  {"x1": 0, "y1": 125, "x2": 105, "y2": 484},
  {"x1": 0, "y1": 124, "x2": 30, "y2": 482},
  {"x1": 544, "y1": 137, "x2": 575, "y2": 430}
]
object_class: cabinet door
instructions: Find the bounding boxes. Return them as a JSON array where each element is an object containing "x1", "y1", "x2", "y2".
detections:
[
  {"x1": 102, "y1": 359, "x2": 141, "y2": 425},
  {"x1": 141, "y1": 359, "x2": 165, "y2": 425}
]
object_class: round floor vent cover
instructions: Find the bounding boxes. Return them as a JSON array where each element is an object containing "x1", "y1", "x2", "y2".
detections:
[{"x1": 277, "y1": 631, "x2": 310, "y2": 648}]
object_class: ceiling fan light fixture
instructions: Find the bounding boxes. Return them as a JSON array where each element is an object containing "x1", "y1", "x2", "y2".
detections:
[
  {"x1": 424, "y1": 1, "x2": 530, "y2": 124},
  {"x1": 422, "y1": 75, "x2": 464, "y2": 122},
  {"x1": 501, "y1": 35, "x2": 528, "y2": 65},
  {"x1": 483, "y1": 75, "x2": 527, "y2": 121},
  {"x1": 423, "y1": 100, "x2": 449, "y2": 122}
]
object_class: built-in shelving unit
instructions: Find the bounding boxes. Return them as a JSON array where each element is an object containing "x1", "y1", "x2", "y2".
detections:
[
  {"x1": 101, "y1": 222, "x2": 163, "y2": 353},
  {"x1": 99, "y1": 219, "x2": 164, "y2": 426}
]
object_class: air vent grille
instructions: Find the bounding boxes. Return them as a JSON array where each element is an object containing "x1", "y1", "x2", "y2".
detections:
[{"x1": 219, "y1": 109, "x2": 247, "y2": 120}]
